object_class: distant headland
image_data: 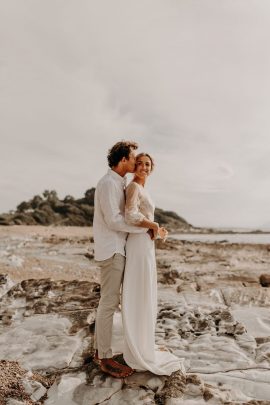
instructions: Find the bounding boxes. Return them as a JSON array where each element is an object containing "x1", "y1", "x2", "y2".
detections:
[{"x1": 0, "y1": 189, "x2": 192, "y2": 231}]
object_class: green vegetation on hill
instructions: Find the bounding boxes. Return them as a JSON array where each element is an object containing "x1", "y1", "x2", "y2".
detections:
[{"x1": 0, "y1": 189, "x2": 191, "y2": 230}]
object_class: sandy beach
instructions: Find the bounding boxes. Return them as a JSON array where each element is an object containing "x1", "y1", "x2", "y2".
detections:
[{"x1": 1, "y1": 225, "x2": 270, "y2": 404}]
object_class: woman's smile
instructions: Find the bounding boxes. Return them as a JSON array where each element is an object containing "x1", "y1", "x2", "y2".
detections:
[{"x1": 135, "y1": 157, "x2": 152, "y2": 176}]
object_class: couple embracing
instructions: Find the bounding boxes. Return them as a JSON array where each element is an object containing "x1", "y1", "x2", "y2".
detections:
[{"x1": 93, "y1": 140, "x2": 185, "y2": 378}]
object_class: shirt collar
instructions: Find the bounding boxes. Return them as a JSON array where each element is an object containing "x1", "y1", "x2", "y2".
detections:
[{"x1": 108, "y1": 169, "x2": 127, "y2": 188}]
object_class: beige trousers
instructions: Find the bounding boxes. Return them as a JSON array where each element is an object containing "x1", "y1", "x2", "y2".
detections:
[{"x1": 94, "y1": 253, "x2": 125, "y2": 359}]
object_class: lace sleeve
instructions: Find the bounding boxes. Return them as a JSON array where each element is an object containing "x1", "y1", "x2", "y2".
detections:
[{"x1": 125, "y1": 182, "x2": 145, "y2": 225}]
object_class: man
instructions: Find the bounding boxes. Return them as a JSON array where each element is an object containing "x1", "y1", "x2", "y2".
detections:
[{"x1": 93, "y1": 141, "x2": 156, "y2": 378}]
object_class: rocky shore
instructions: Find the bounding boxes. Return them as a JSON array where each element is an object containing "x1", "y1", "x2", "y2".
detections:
[{"x1": 1, "y1": 226, "x2": 270, "y2": 404}]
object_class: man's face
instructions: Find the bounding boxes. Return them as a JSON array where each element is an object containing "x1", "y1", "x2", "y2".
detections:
[{"x1": 125, "y1": 150, "x2": 136, "y2": 173}]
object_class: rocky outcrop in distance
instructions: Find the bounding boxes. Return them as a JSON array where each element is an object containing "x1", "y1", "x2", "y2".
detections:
[{"x1": 0, "y1": 189, "x2": 192, "y2": 231}]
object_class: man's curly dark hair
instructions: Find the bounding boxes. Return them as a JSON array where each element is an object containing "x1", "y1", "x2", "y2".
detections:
[{"x1": 107, "y1": 141, "x2": 138, "y2": 168}]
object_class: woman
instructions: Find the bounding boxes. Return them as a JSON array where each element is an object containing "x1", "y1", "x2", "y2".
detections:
[{"x1": 122, "y1": 153, "x2": 185, "y2": 376}]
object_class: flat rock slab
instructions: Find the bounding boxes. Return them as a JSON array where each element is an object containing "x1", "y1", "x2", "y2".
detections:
[
  {"x1": 200, "y1": 369, "x2": 270, "y2": 401},
  {"x1": 0, "y1": 314, "x2": 83, "y2": 370},
  {"x1": 101, "y1": 388, "x2": 155, "y2": 404},
  {"x1": 221, "y1": 287, "x2": 270, "y2": 307},
  {"x1": 232, "y1": 306, "x2": 270, "y2": 338},
  {"x1": 45, "y1": 373, "x2": 123, "y2": 405},
  {"x1": 45, "y1": 372, "x2": 87, "y2": 405}
]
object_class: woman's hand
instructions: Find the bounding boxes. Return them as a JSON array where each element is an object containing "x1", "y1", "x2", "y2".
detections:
[
  {"x1": 153, "y1": 222, "x2": 159, "y2": 240},
  {"x1": 147, "y1": 222, "x2": 159, "y2": 240},
  {"x1": 158, "y1": 227, "x2": 168, "y2": 241},
  {"x1": 147, "y1": 225, "x2": 168, "y2": 241}
]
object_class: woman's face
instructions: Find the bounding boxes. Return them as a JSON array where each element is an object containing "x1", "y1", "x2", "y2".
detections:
[{"x1": 135, "y1": 155, "x2": 152, "y2": 179}]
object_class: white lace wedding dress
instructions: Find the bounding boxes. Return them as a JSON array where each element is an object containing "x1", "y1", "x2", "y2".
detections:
[{"x1": 121, "y1": 181, "x2": 185, "y2": 375}]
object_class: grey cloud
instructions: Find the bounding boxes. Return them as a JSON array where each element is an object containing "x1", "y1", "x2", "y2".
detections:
[{"x1": 1, "y1": 0, "x2": 270, "y2": 227}]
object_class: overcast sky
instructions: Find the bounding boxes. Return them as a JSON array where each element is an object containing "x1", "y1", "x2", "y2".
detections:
[{"x1": 1, "y1": 0, "x2": 270, "y2": 228}]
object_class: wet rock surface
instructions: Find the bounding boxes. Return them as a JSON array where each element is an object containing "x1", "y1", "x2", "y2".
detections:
[{"x1": 0, "y1": 226, "x2": 270, "y2": 403}]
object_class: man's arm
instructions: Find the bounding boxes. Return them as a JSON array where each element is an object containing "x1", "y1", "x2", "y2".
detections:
[{"x1": 98, "y1": 181, "x2": 147, "y2": 233}]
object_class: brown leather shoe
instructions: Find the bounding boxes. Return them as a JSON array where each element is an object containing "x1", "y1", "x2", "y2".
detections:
[{"x1": 99, "y1": 358, "x2": 134, "y2": 378}]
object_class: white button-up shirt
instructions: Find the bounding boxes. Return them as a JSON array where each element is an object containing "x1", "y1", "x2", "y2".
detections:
[{"x1": 93, "y1": 169, "x2": 146, "y2": 261}]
